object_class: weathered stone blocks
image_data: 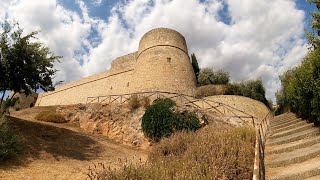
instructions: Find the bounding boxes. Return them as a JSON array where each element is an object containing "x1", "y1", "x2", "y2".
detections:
[{"x1": 36, "y1": 28, "x2": 197, "y2": 106}]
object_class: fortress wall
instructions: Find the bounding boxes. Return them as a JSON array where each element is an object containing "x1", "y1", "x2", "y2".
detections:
[
  {"x1": 35, "y1": 28, "x2": 197, "y2": 106},
  {"x1": 131, "y1": 46, "x2": 196, "y2": 94},
  {"x1": 205, "y1": 95, "x2": 270, "y2": 122},
  {"x1": 110, "y1": 52, "x2": 137, "y2": 71},
  {"x1": 36, "y1": 53, "x2": 137, "y2": 106},
  {"x1": 138, "y1": 28, "x2": 188, "y2": 55},
  {"x1": 131, "y1": 28, "x2": 197, "y2": 95},
  {"x1": 36, "y1": 69, "x2": 134, "y2": 106}
]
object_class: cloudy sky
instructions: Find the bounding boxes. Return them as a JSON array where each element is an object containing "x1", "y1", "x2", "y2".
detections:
[{"x1": 0, "y1": 0, "x2": 316, "y2": 101}]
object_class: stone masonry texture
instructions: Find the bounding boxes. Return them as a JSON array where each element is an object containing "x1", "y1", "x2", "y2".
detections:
[{"x1": 36, "y1": 28, "x2": 197, "y2": 106}]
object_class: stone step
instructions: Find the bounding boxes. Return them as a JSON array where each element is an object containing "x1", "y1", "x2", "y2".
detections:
[
  {"x1": 267, "y1": 128, "x2": 320, "y2": 146},
  {"x1": 266, "y1": 136, "x2": 320, "y2": 155},
  {"x1": 274, "y1": 113, "x2": 295, "y2": 119},
  {"x1": 271, "y1": 121, "x2": 307, "y2": 134},
  {"x1": 266, "y1": 156, "x2": 320, "y2": 180},
  {"x1": 274, "y1": 112, "x2": 296, "y2": 118},
  {"x1": 304, "y1": 175, "x2": 320, "y2": 180},
  {"x1": 266, "y1": 143, "x2": 320, "y2": 168},
  {"x1": 271, "y1": 119, "x2": 303, "y2": 129},
  {"x1": 272, "y1": 116, "x2": 298, "y2": 125},
  {"x1": 269, "y1": 123, "x2": 314, "y2": 140}
]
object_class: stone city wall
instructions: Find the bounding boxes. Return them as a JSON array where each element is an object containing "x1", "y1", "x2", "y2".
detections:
[
  {"x1": 131, "y1": 28, "x2": 197, "y2": 95},
  {"x1": 36, "y1": 28, "x2": 197, "y2": 106},
  {"x1": 35, "y1": 53, "x2": 136, "y2": 106}
]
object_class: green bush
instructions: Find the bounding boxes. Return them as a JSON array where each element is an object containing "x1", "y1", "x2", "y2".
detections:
[
  {"x1": 174, "y1": 111, "x2": 201, "y2": 131},
  {"x1": 225, "y1": 79, "x2": 270, "y2": 108},
  {"x1": 142, "y1": 98, "x2": 200, "y2": 142},
  {"x1": 0, "y1": 116, "x2": 22, "y2": 161}
]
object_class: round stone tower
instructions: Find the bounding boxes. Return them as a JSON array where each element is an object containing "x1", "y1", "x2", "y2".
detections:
[{"x1": 131, "y1": 28, "x2": 197, "y2": 95}]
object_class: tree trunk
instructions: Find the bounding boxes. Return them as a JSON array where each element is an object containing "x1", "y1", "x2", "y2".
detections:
[
  {"x1": 0, "y1": 90, "x2": 6, "y2": 107},
  {"x1": 8, "y1": 91, "x2": 17, "y2": 104}
]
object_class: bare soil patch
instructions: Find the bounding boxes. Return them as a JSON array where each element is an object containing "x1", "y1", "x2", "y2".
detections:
[{"x1": 0, "y1": 111, "x2": 148, "y2": 180}]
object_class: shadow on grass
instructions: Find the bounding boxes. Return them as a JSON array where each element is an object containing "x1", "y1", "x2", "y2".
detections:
[{"x1": 0, "y1": 116, "x2": 104, "y2": 169}]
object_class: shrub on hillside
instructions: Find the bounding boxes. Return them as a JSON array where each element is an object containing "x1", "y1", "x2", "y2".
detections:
[
  {"x1": 0, "y1": 116, "x2": 23, "y2": 161},
  {"x1": 141, "y1": 96, "x2": 150, "y2": 108},
  {"x1": 195, "y1": 84, "x2": 226, "y2": 98},
  {"x1": 35, "y1": 111, "x2": 68, "y2": 123},
  {"x1": 128, "y1": 95, "x2": 140, "y2": 110},
  {"x1": 174, "y1": 111, "x2": 201, "y2": 131},
  {"x1": 141, "y1": 98, "x2": 200, "y2": 142}
]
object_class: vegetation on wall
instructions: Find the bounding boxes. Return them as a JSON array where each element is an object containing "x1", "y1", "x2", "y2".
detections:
[
  {"x1": 275, "y1": 0, "x2": 320, "y2": 123},
  {"x1": 141, "y1": 98, "x2": 201, "y2": 142}
]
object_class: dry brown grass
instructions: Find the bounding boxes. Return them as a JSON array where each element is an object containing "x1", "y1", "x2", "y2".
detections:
[
  {"x1": 128, "y1": 95, "x2": 151, "y2": 110},
  {"x1": 88, "y1": 124, "x2": 255, "y2": 180},
  {"x1": 195, "y1": 84, "x2": 226, "y2": 98},
  {"x1": 141, "y1": 96, "x2": 150, "y2": 108},
  {"x1": 35, "y1": 111, "x2": 68, "y2": 123}
]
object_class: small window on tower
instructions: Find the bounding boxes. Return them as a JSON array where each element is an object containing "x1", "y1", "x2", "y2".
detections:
[
  {"x1": 110, "y1": 86, "x2": 113, "y2": 90},
  {"x1": 167, "y1": 57, "x2": 171, "y2": 62},
  {"x1": 127, "y1": 82, "x2": 130, "y2": 87}
]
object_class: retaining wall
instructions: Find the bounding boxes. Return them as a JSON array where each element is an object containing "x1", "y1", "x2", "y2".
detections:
[{"x1": 205, "y1": 95, "x2": 270, "y2": 121}]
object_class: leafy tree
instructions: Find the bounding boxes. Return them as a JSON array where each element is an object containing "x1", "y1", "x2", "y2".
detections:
[
  {"x1": 190, "y1": 53, "x2": 200, "y2": 83},
  {"x1": 225, "y1": 79, "x2": 270, "y2": 108},
  {"x1": 307, "y1": 0, "x2": 320, "y2": 48},
  {"x1": 198, "y1": 68, "x2": 230, "y2": 86},
  {"x1": 0, "y1": 21, "x2": 61, "y2": 110}
]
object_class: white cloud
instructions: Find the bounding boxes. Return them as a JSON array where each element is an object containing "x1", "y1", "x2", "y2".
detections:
[
  {"x1": 2, "y1": 0, "x2": 308, "y2": 101},
  {"x1": 3, "y1": 0, "x2": 95, "y2": 83}
]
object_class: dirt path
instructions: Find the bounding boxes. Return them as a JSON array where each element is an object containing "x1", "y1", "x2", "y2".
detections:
[{"x1": 0, "y1": 107, "x2": 148, "y2": 180}]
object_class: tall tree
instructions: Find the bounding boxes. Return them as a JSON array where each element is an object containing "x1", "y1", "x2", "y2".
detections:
[
  {"x1": 0, "y1": 21, "x2": 61, "y2": 108},
  {"x1": 190, "y1": 53, "x2": 200, "y2": 83},
  {"x1": 307, "y1": 0, "x2": 320, "y2": 48}
]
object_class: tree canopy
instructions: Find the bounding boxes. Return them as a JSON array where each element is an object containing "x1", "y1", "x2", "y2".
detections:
[
  {"x1": 198, "y1": 68, "x2": 230, "y2": 86},
  {"x1": 0, "y1": 21, "x2": 61, "y2": 108},
  {"x1": 275, "y1": 1, "x2": 320, "y2": 122},
  {"x1": 190, "y1": 53, "x2": 200, "y2": 83}
]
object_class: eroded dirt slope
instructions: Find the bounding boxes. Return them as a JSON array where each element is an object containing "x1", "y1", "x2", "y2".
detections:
[{"x1": 0, "y1": 114, "x2": 148, "y2": 180}]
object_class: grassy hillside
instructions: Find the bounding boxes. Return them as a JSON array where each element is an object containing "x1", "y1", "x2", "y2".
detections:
[{"x1": 88, "y1": 124, "x2": 255, "y2": 179}]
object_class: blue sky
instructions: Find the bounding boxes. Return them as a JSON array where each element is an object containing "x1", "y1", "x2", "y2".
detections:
[{"x1": 0, "y1": 0, "x2": 318, "y2": 101}]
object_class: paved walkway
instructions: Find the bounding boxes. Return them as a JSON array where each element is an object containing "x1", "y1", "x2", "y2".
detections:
[{"x1": 265, "y1": 112, "x2": 320, "y2": 180}]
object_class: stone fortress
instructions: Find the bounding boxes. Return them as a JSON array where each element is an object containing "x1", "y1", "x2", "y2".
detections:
[{"x1": 36, "y1": 28, "x2": 197, "y2": 106}]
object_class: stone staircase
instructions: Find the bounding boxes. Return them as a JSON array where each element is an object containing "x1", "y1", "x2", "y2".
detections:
[{"x1": 265, "y1": 112, "x2": 320, "y2": 180}]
